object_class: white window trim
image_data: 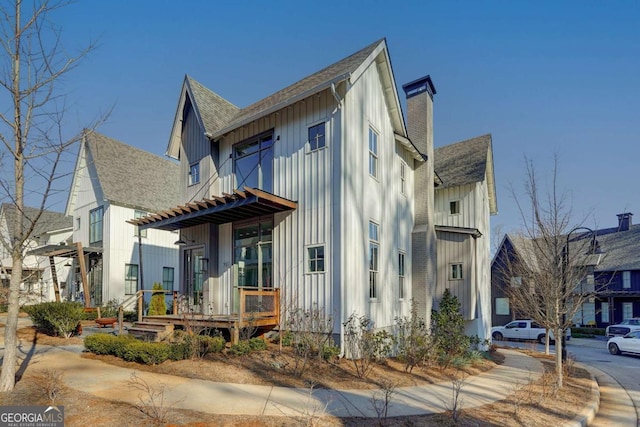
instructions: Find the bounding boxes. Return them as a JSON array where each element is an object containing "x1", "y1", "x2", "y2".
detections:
[
  {"x1": 369, "y1": 220, "x2": 380, "y2": 301},
  {"x1": 400, "y1": 160, "x2": 407, "y2": 196},
  {"x1": 188, "y1": 161, "x2": 200, "y2": 186},
  {"x1": 450, "y1": 200, "x2": 461, "y2": 215},
  {"x1": 368, "y1": 125, "x2": 379, "y2": 180},
  {"x1": 398, "y1": 251, "x2": 406, "y2": 300},
  {"x1": 306, "y1": 119, "x2": 328, "y2": 153},
  {"x1": 305, "y1": 243, "x2": 326, "y2": 274},
  {"x1": 449, "y1": 263, "x2": 463, "y2": 280}
]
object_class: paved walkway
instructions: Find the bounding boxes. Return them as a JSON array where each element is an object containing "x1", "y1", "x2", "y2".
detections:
[{"x1": 17, "y1": 343, "x2": 545, "y2": 418}]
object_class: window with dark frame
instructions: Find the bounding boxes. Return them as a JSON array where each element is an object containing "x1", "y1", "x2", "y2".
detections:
[
  {"x1": 189, "y1": 162, "x2": 200, "y2": 185},
  {"x1": 233, "y1": 132, "x2": 274, "y2": 193},
  {"x1": 398, "y1": 252, "x2": 405, "y2": 299},
  {"x1": 307, "y1": 245, "x2": 325, "y2": 273},
  {"x1": 89, "y1": 206, "x2": 103, "y2": 244},
  {"x1": 449, "y1": 263, "x2": 463, "y2": 280},
  {"x1": 450, "y1": 200, "x2": 460, "y2": 215},
  {"x1": 369, "y1": 221, "x2": 379, "y2": 298},
  {"x1": 125, "y1": 264, "x2": 138, "y2": 295},
  {"x1": 369, "y1": 127, "x2": 378, "y2": 178},
  {"x1": 308, "y1": 123, "x2": 325, "y2": 151},
  {"x1": 134, "y1": 210, "x2": 147, "y2": 238}
]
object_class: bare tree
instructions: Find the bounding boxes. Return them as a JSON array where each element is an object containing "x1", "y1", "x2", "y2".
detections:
[
  {"x1": 499, "y1": 155, "x2": 602, "y2": 389},
  {"x1": 0, "y1": 0, "x2": 103, "y2": 391}
]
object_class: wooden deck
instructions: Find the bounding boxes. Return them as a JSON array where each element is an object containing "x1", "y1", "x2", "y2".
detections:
[{"x1": 136, "y1": 288, "x2": 280, "y2": 344}]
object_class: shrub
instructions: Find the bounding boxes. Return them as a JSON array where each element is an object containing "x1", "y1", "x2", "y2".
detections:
[
  {"x1": 23, "y1": 302, "x2": 85, "y2": 338},
  {"x1": 322, "y1": 344, "x2": 340, "y2": 361},
  {"x1": 395, "y1": 299, "x2": 433, "y2": 372},
  {"x1": 228, "y1": 340, "x2": 252, "y2": 356},
  {"x1": 343, "y1": 313, "x2": 385, "y2": 378},
  {"x1": 84, "y1": 333, "x2": 136, "y2": 356},
  {"x1": 431, "y1": 289, "x2": 470, "y2": 368},
  {"x1": 248, "y1": 337, "x2": 267, "y2": 351},
  {"x1": 148, "y1": 283, "x2": 166, "y2": 316},
  {"x1": 169, "y1": 331, "x2": 226, "y2": 359}
]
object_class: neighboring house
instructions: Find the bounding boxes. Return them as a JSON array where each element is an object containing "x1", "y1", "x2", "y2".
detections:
[
  {"x1": 0, "y1": 204, "x2": 73, "y2": 304},
  {"x1": 491, "y1": 212, "x2": 640, "y2": 328},
  {"x1": 132, "y1": 38, "x2": 494, "y2": 346},
  {"x1": 433, "y1": 135, "x2": 498, "y2": 340},
  {"x1": 64, "y1": 131, "x2": 180, "y2": 307}
]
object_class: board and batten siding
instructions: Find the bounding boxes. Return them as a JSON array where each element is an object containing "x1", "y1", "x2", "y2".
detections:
[
  {"x1": 104, "y1": 204, "x2": 180, "y2": 304},
  {"x1": 435, "y1": 230, "x2": 476, "y2": 320},
  {"x1": 341, "y1": 60, "x2": 412, "y2": 330},
  {"x1": 181, "y1": 100, "x2": 215, "y2": 203},
  {"x1": 434, "y1": 183, "x2": 479, "y2": 229},
  {"x1": 205, "y1": 89, "x2": 338, "y2": 322}
]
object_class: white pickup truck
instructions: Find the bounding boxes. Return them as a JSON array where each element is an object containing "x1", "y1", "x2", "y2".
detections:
[{"x1": 491, "y1": 320, "x2": 570, "y2": 344}]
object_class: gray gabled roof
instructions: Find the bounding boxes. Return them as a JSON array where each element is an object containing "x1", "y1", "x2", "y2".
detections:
[
  {"x1": 84, "y1": 131, "x2": 180, "y2": 213},
  {"x1": 434, "y1": 134, "x2": 491, "y2": 188},
  {"x1": 185, "y1": 77, "x2": 240, "y2": 137},
  {"x1": 168, "y1": 38, "x2": 390, "y2": 158},
  {"x1": 434, "y1": 134, "x2": 498, "y2": 214},
  {"x1": 589, "y1": 224, "x2": 640, "y2": 271},
  {"x1": 1, "y1": 204, "x2": 72, "y2": 240},
  {"x1": 218, "y1": 38, "x2": 385, "y2": 135}
]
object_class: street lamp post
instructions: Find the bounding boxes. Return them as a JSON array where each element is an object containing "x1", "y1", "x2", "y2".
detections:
[{"x1": 562, "y1": 226, "x2": 598, "y2": 361}]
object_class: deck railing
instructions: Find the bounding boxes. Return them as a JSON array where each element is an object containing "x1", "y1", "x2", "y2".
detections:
[{"x1": 239, "y1": 287, "x2": 280, "y2": 321}]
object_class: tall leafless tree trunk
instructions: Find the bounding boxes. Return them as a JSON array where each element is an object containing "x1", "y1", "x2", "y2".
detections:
[
  {"x1": 0, "y1": 0, "x2": 103, "y2": 391},
  {"x1": 497, "y1": 155, "x2": 603, "y2": 389}
]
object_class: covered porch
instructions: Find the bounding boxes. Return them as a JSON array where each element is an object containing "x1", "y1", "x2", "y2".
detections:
[{"x1": 128, "y1": 187, "x2": 296, "y2": 342}]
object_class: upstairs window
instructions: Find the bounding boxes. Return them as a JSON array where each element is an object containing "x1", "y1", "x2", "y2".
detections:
[
  {"x1": 369, "y1": 127, "x2": 378, "y2": 178},
  {"x1": 308, "y1": 123, "x2": 325, "y2": 151},
  {"x1": 89, "y1": 206, "x2": 103, "y2": 245},
  {"x1": 400, "y1": 161, "x2": 406, "y2": 194},
  {"x1": 234, "y1": 132, "x2": 273, "y2": 193},
  {"x1": 450, "y1": 200, "x2": 460, "y2": 215},
  {"x1": 623, "y1": 271, "x2": 631, "y2": 289},
  {"x1": 134, "y1": 210, "x2": 147, "y2": 238},
  {"x1": 189, "y1": 162, "x2": 200, "y2": 186}
]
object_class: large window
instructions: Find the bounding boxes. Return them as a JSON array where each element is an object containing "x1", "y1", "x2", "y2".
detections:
[
  {"x1": 369, "y1": 127, "x2": 378, "y2": 178},
  {"x1": 623, "y1": 302, "x2": 633, "y2": 320},
  {"x1": 234, "y1": 132, "x2": 273, "y2": 192},
  {"x1": 601, "y1": 302, "x2": 609, "y2": 324},
  {"x1": 369, "y1": 221, "x2": 379, "y2": 299},
  {"x1": 623, "y1": 271, "x2": 631, "y2": 289},
  {"x1": 134, "y1": 210, "x2": 147, "y2": 238},
  {"x1": 89, "y1": 206, "x2": 103, "y2": 244},
  {"x1": 188, "y1": 162, "x2": 200, "y2": 185},
  {"x1": 398, "y1": 252, "x2": 405, "y2": 300},
  {"x1": 163, "y1": 267, "x2": 174, "y2": 290},
  {"x1": 495, "y1": 297, "x2": 510, "y2": 315},
  {"x1": 125, "y1": 264, "x2": 138, "y2": 295},
  {"x1": 307, "y1": 245, "x2": 325, "y2": 273},
  {"x1": 308, "y1": 123, "x2": 325, "y2": 151}
]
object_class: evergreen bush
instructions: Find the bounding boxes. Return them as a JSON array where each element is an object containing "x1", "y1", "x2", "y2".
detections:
[
  {"x1": 148, "y1": 282, "x2": 167, "y2": 316},
  {"x1": 23, "y1": 302, "x2": 85, "y2": 338},
  {"x1": 431, "y1": 289, "x2": 471, "y2": 367}
]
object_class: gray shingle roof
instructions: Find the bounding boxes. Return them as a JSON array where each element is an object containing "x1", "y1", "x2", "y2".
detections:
[
  {"x1": 84, "y1": 131, "x2": 180, "y2": 213},
  {"x1": 185, "y1": 77, "x2": 239, "y2": 137},
  {"x1": 2, "y1": 204, "x2": 71, "y2": 240},
  {"x1": 591, "y1": 224, "x2": 640, "y2": 271},
  {"x1": 434, "y1": 134, "x2": 491, "y2": 188}
]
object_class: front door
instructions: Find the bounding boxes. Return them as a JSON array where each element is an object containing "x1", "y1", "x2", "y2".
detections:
[
  {"x1": 233, "y1": 218, "x2": 273, "y2": 312},
  {"x1": 184, "y1": 247, "x2": 204, "y2": 312}
]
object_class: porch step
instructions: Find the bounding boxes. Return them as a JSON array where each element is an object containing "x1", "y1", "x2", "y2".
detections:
[{"x1": 128, "y1": 322, "x2": 174, "y2": 342}]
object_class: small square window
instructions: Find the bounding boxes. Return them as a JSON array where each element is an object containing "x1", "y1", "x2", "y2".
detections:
[
  {"x1": 307, "y1": 245, "x2": 325, "y2": 273},
  {"x1": 189, "y1": 162, "x2": 200, "y2": 185},
  {"x1": 449, "y1": 263, "x2": 463, "y2": 280},
  {"x1": 308, "y1": 123, "x2": 325, "y2": 150},
  {"x1": 450, "y1": 200, "x2": 460, "y2": 215}
]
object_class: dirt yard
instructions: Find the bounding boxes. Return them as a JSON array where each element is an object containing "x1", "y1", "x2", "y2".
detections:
[{"x1": 0, "y1": 326, "x2": 593, "y2": 426}]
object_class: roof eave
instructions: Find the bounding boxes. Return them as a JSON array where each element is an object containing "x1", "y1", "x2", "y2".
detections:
[
  {"x1": 394, "y1": 133, "x2": 425, "y2": 162},
  {"x1": 212, "y1": 73, "x2": 351, "y2": 139},
  {"x1": 167, "y1": 77, "x2": 208, "y2": 159}
]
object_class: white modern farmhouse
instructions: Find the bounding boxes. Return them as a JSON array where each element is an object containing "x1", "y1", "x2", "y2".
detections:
[
  {"x1": 131, "y1": 38, "x2": 495, "y2": 346},
  {"x1": 64, "y1": 131, "x2": 181, "y2": 307}
]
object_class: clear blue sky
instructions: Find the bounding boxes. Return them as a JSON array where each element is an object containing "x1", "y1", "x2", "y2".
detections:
[{"x1": 51, "y1": 0, "x2": 639, "y2": 236}]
